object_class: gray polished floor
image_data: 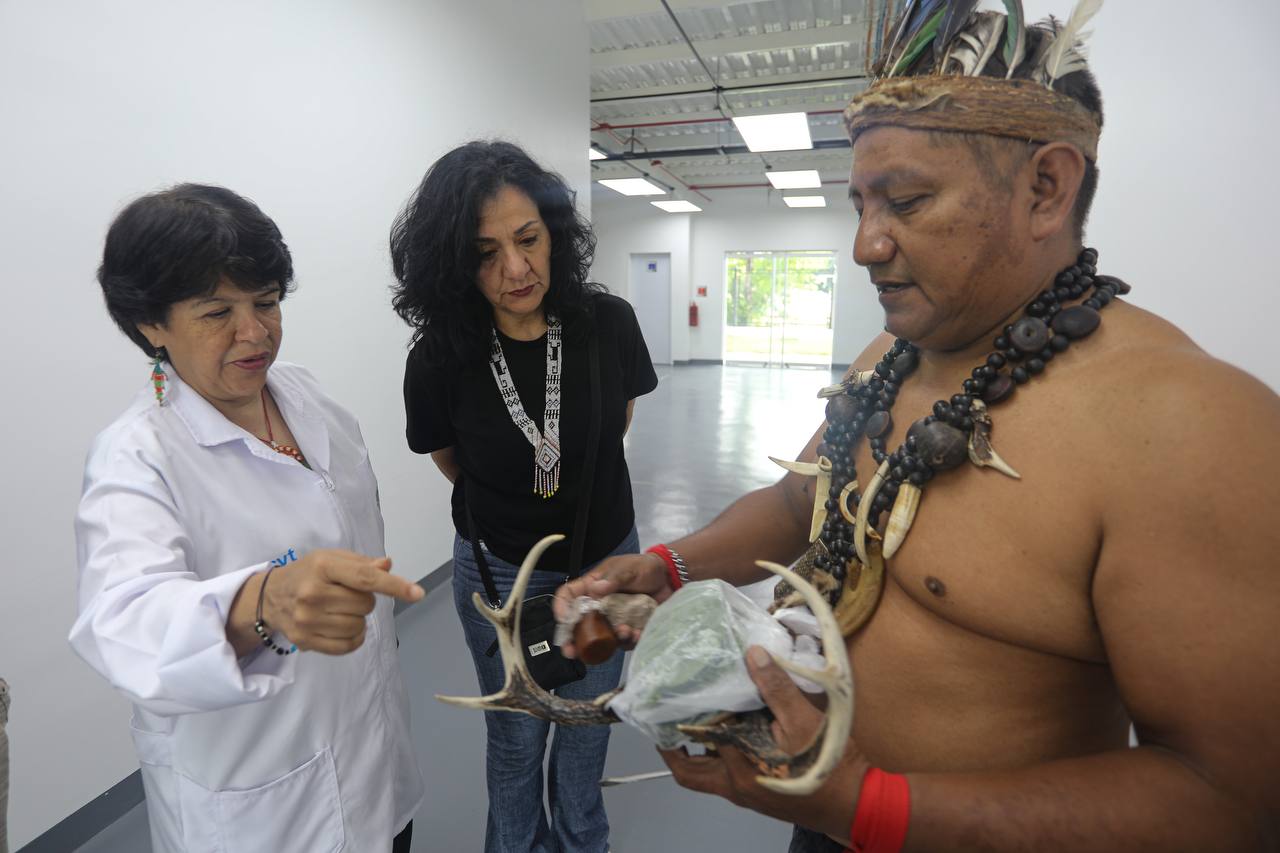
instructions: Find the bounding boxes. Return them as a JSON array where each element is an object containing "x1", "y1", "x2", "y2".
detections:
[{"x1": 73, "y1": 363, "x2": 839, "y2": 853}]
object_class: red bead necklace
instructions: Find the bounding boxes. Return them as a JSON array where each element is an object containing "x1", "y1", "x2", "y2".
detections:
[{"x1": 260, "y1": 388, "x2": 307, "y2": 465}]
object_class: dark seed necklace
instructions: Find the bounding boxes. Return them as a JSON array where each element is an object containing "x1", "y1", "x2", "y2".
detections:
[{"x1": 814, "y1": 248, "x2": 1129, "y2": 600}]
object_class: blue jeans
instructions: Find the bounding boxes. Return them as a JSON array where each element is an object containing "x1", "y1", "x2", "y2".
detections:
[{"x1": 452, "y1": 527, "x2": 637, "y2": 853}]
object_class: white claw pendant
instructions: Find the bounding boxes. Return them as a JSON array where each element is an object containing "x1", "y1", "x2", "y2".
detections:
[
  {"x1": 768, "y1": 455, "x2": 833, "y2": 543},
  {"x1": 967, "y1": 399, "x2": 1021, "y2": 480},
  {"x1": 882, "y1": 483, "x2": 922, "y2": 560}
]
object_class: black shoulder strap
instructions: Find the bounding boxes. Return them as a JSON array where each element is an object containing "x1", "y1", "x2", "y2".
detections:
[
  {"x1": 466, "y1": 328, "x2": 602, "y2": 607},
  {"x1": 568, "y1": 329, "x2": 602, "y2": 577},
  {"x1": 465, "y1": 499, "x2": 501, "y2": 608}
]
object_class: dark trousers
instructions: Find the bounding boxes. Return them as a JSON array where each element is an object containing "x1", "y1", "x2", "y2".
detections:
[
  {"x1": 393, "y1": 820, "x2": 413, "y2": 853},
  {"x1": 789, "y1": 824, "x2": 845, "y2": 852}
]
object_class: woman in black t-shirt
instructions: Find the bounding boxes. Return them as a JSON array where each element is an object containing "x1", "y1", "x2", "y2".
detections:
[{"x1": 391, "y1": 141, "x2": 657, "y2": 853}]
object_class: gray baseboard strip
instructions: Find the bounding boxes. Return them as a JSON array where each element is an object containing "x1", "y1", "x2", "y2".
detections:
[
  {"x1": 20, "y1": 559, "x2": 454, "y2": 852},
  {"x1": 18, "y1": 772, "x2": 145, "y2": 853}
]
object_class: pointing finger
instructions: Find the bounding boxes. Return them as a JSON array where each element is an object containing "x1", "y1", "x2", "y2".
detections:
[{"x1": 331, "y1": 559, "x2": 425, "y2": 603}]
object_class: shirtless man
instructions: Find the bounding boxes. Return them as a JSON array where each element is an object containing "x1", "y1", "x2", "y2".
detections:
[{"x1": 557, "y1": 7, "x2": 1280, "y2": 851}]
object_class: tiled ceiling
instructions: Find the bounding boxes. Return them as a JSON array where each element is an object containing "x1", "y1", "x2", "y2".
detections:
[{"x1": 587, "y1": 0, "x2": 884, "y2": 201}]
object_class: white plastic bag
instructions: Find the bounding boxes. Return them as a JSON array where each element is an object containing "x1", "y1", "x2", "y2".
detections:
[{"x1": 607, "y1": 579, "x2": 823, "y2": 749}]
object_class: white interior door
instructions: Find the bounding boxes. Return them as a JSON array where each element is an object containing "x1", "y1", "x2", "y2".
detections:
[{"x1": 629, "y1": 253, "x2": 672, "y2": 364}]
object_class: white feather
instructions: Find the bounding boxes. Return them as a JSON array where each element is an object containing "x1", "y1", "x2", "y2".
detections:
[
  {"x1": 1043, "y1": 0, "x2": 1103, "y2": 83},
  {"x1": 945, "y1": 32, "x2": 984, "y2": 75},
  {"x1": 970, "y1": 12, "x2": 1006, "y2": 77},
  {"x1": 943, "y1": 12, "x2": 1006, "y2": 77}
]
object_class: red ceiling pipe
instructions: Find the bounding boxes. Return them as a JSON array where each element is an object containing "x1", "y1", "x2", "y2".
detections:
[{"x1": 649, "y1": 160, "x2": 712, "y2": 202}]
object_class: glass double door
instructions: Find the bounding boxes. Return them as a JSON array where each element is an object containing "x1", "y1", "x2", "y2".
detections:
[{"x1": 723, "y1": 250, "x2": 836, "y2": 367}]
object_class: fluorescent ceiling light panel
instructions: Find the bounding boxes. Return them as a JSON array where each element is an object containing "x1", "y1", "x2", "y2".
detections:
[
  {"x1": 651, "y1": 200, "x2": 702, "y2": 213},
  {"x1": 766, "y1": 169, "x2": 822, "y2": 190},
  {"x1": 597, "y1": 178, "x2": 666, "y2": 196},
  {"x1": 732, "y1": 112, "x2": 813, "y2": 152},
  {"x1": 784, "y1": 195, "x2": 827, "y2": 208},
  {"x1": 589, "y1": 146, "x2": 607, "y2": 160}
]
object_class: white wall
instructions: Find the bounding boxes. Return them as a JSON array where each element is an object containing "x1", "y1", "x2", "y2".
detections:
[
  {"x1": 0, "y1": 1, "x2": 587, "y2": 846},
  {"x1": 593, "y1": 191, "x2": 878, "y2": 366},
  {"x1": 590, "y1": 202, "x2": 693, "y2": 360},
  {"x1": 1050, "y1": 0, "x2": 1280, "y2": 389},
  {"x1": 594, "y1": 0, "x2": 1280, "y2": 390}
]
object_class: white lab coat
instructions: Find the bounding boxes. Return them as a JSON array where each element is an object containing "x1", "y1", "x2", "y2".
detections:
[{"x1": 70, "y1": 362, "x2": 423, "y2": 853}]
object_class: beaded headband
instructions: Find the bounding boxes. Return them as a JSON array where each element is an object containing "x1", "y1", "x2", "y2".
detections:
[{"x1": 847, "y1": 0, "x2": 1104, "y2": 160}]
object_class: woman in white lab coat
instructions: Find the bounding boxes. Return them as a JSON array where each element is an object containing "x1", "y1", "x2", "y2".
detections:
[{"x1": 69, "y1": 184, "x2": 424, "y2": 853}]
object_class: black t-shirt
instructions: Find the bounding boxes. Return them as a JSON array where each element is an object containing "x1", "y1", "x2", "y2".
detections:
[{"x1": 404, "y1": 293, "x2": 659, "y2": 570}]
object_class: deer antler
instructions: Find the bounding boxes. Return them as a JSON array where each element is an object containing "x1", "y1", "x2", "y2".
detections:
[
  {"x1": 678, "y1": 559, "x2": 854, "y2": 796},
  {"x1": 435, "y1": 534, "x2": 621, "y2": 725},
  {"x1": 438, "y1": 538, "x2": 856, "y2": 797}
]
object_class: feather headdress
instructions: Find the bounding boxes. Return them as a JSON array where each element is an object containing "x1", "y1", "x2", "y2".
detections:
[
  {"x1": 874, "y1": 0, "x2": 1102, "y2": 88},
  {"x1": 849, "y1": 0, "x2": 1104, "y2": 160}
]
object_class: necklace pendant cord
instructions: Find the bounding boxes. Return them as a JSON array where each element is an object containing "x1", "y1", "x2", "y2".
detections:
[{"x1": 490, "y1": 315, "x2": 564, "y2": 498}]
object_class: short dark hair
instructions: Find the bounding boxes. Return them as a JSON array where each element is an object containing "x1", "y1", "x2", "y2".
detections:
[
  {"x1": 389, "y1": 140, "x2": 603, "y2": 367},
  {"x1": 97, "y1": 184, "x2": 294, "y2": 357}
]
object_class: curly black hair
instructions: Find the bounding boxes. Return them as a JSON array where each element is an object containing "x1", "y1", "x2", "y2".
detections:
[
  {"x1": 98, "y1": 183, "x2": 294, "y2": 357},
  {"x1": 390, "y1": 140, "x2": 603, "y2": 367}
]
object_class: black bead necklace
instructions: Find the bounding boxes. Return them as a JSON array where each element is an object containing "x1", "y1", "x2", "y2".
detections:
[{"x1": 814, "y1": 248, "x2": 1129, "y2": 600}]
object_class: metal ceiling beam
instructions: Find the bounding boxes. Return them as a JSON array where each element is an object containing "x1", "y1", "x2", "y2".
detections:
[
  {"x1": 591, "y1": 23, "x2": 867, "y2": 70},
  {"x1": 592, "y1": 102, "x2": 845, "y2": 126},
  {"x1": 585, "y1": 0, "x2": 760, "y2": 21},
  {"x1": 593, "y1": 137, "x2": 852, "y2": 161},
  {"x1": 591, "y1": 70, "x2": 868, "y2": 103},
  {"x1": 594, "y1": 107, "x2": 843, "y2": 131},
  {"x1": 591, "y1": 86, "x2": 862, "y2": 126}
]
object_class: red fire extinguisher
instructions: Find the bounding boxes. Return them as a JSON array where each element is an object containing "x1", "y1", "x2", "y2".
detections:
[{"x1": 688, "y1": 301, "x2": 699, "y2": 327}]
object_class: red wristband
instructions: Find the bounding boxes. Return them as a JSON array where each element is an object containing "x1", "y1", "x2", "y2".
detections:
[
  {"x1": 845, "y1": 767, "x2": 910, "y2": 853},
  {"x1": 645, "y1": 544, "x2": 682, "y2": 591}
]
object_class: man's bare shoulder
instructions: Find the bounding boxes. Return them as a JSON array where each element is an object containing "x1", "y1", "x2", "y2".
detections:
[
  {"x1": 1076, "y1": 300, "x2": 1279, "y2": 437},
  {"x1": 845, "y1": 331, "x2": 897, "y2": 373}
]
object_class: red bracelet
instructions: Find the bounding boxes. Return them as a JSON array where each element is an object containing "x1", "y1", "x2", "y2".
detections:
[
  {"x1": 645, "y1": 544, "x2": 683, "y2": 591},
  {"x1": 845, "y1": 767, "x2": 910, "y2": 853}
]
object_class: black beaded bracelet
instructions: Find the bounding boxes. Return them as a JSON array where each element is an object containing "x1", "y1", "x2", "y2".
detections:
[{"x1": 254, "y1": 565, "x2": 297, "y2": 656}]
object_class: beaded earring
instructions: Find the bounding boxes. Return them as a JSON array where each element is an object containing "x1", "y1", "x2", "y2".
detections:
[{"x1": 150, "y1": 351, "x2": 168, "y2": 406}]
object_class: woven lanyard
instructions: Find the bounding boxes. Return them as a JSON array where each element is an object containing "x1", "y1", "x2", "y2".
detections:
[{"x1": 488, "y1": 314, "x2": 562, "y2": 498}]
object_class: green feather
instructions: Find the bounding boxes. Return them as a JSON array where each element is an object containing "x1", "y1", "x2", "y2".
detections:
[
  {"x1": 888, "y1": 7, "x2": 945, "y2": 77},
  {"x1": 1000, "y1": 0, "x2": 1026, "y2": 74}
]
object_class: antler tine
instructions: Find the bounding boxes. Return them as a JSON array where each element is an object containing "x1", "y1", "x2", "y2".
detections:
[
  {"x1": 511, "y1": 533, "x2": 564, "y2": 615},
  {"x1": 437, "y1": 534, "x2": 621, "y2": 725},
  {"x1": 439, "y1": 536, "x2": 564, "y2": 703},
  {"x1": 466, "y1": 532, "x2": 565, "y2": 636},
  {"x1": 752, "y1": 560, "x2": 854, "y2": 796}
]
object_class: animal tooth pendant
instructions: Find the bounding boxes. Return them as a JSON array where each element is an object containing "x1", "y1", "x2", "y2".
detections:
[
  {"x1": 838, "y1": 479, "x2": 859, "y2": 525},
  {"x1": 817, "y1": 369, "x2": 875, "y2": 399},
  {"x1": 966, "y1": 399, "x2": 1021, "y2": 480},
  {"x1": 853, "y1": 459, "x2": 890, "y2": 565},
  {"x1": 769, "y1": 455, "x2": 833, "y2": 542},
  {"x1": 882, "y1": 483, "x2": 922, "y2": 560}
]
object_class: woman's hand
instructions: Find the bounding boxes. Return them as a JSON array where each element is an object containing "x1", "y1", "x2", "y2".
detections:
[
  {"x1": 260, "y1": 550, "x2": 424, "y2": 655},
  {"x1": 554, "y1": 551, "x2": 673, "y2": 658}
]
